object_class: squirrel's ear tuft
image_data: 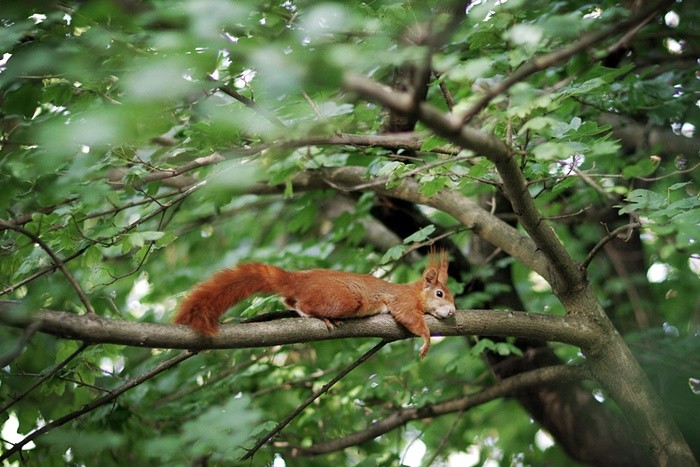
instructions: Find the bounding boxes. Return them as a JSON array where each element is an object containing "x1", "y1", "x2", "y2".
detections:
[
  {"x1": 439, "y1": 250, "x2": 449, "y2": 281},
  {"x1": 427, "y1": 248, "x2": 449, "y2": 282}
]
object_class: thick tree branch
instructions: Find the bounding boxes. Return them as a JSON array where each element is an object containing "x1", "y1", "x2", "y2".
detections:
[
  {"x1": 286, "y1": 365, "x2": 587, "y2": 456},
  {"x1": 343, "y1": 21, "x2": 695, "y2": 462},
  {"x1": 0, "y1": 300, "x2": 598, "y2": 351}
]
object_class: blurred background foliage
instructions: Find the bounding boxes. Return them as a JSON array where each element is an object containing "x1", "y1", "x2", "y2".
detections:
[{"x1": 0, "y1": 0, "x2": 698, "y2": 465}]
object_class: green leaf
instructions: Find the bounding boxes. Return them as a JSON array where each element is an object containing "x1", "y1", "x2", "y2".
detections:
[
  {"x1": 418, "y1": 174, "x2": 449, "y2": 197},
  {"x1": 470, "y1": 338, "x2": 496, "y2": 356},
  {"x1": 43, "y1": 429, "x2": 124, "y2": 457},
  {"x1": 532, "y1": 142, "x2": 578, "y2": 161},
  {"x1": 668, "y1": 182, "x2": 692, "y2": 191},
  {"x1": 448, "y1": 57, "x2": 494, "y2": 82},
  {"x1": 381, "y1": 245, "x2": 406, "y2": 264},
  {"x1": 620, "y1": 189, "x2": 666, "y2": 214},
  {"x1": 420, "y1": 135, "x2": 446, "y2": 152},
  {"x1": 622, "y1": 158, "x2": 659, "y2": 179},
  {"x1": 181, "y1": 395, "x2": 260, "y2": 460},
  {"x1": 494, "y1": 342, "x2": 523, "y2": 356},
  {"x1": 376, "y1": 160, "x2": 403, "y2": 177},
  {"x1": 403, "y1": 225, "x2": 436, "y2": 244}
]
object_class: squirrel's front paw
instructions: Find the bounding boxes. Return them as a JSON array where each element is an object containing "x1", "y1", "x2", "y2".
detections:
[{"x1": 419, "y1": 342, "x2": 430, "y2": 359}]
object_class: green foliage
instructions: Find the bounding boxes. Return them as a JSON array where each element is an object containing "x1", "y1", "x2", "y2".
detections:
[
  {"x1": 1, "y1": 0, "x2": 698, "y2": 465},
  {"x1": 621, "y1": 187, "x2": 700, "y2": 256},
  {"x1": 470, "y1": 338, "x2": 523, "y2": 357},
  {"x1": 144, "y1": 394, "x2": 261, "y2": 462}
]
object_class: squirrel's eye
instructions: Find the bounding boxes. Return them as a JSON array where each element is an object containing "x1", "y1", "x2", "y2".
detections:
[{"x1": 436, "y1": 290, "x2": 444, "y2": 298}]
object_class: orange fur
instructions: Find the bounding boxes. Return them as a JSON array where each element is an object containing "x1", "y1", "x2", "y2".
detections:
[{"x1": 174, "y1": 252, "x2": 456, "y2": 358}]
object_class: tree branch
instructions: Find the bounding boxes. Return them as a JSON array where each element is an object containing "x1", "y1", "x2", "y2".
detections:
[
  {"x1": 0, "y1": 300, "x2": 598, "y2": 352},
  {"x1": 286, "y1": 365, "x2": 587, "y2": 456}
]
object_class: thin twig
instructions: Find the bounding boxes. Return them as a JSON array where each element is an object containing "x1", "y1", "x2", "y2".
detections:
[
  {"x1": 0, "y1": 350, "x2": 196, "y2": 462},
  {"x1": 581, "y1": 222, "x2": 642, "y2": 270},
  {"x1": 322, "y1": 154, "x2": 477, "y2": 192},
  {"x1": 640, "y1": 161, "x2": 700, "y2": 181},
  {"x1": 1, "y1": 247, "x2": 90, "y2": 296},
  {"x1": 571, "y1": 166, "x2": 617, "y2": 201},
  {"x1": 240, "y1": 340, "x2": 389, "y2": 461},
  {"x1": 434, "y1": 72, "x2": 455, "y2": 111},
  {"x1": 0, "y1": 220, "x2": 95, "y2": 314},
  {"x1": 2, "y1": 181, "x2": 202, "y2": 298},
  {"x1": 457, "y1": 0, "x2": 675, "y2": 123},
  {"x1": 422, "y1": 409, "x2": 466, "y2": 467},
  {"x1": 215, "y1": 80, "x2": 287, "y2": 129},
  {"x1": 154, "y1": 351, "x2": 272, "y2": 406}
]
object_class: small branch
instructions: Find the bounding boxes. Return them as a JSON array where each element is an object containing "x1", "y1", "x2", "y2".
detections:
[
  {"x1": 0, "y1": 350, "x2": 196, "y2": 462},
  {"x1": 286, "y1": 365, "x2": 587, "y2": 456},
  {"x1": 234, "y1": 132, "x2": 458, "y2": 157},
  {"x1": 3, "y1": 180, "x2": 203, "y2": 298},
  {"x1": 1, "y1": 246, "x2": 89, "y2": 297},
  {"x1": 106, "y1": 153, "x2": 224, "y2": 189},
  {"x1": 215, "y1": 81, "x2": 288, "y2": 130},
  {"x1": 108, "y1": 133, "x2": 460, "y2": 191},
  {"x1": 581, "y1": 222, "x2": 641, "y2": 270},
  {"x1": 241, "y1": 340, "x2": 388, "y2": 461},
  {"x1": 319, "y1": 165, "x2": 552, "y2": 283},
  {"x1": 153, "y1": 351, "x2": 270, "y2": 406},
  {"x1": 423, "y1": 409, "x2": 465, "y2": 467},
  {"x1": 0, "y1": 342, "x2": 87, "y2": 413},
  {"x1": 457, "y1": 0, "x2": 675, "y2": 124},
  {"x1": 0, "y1": 220, "x2": 95, "y2": 314},
  {"x1": 571, "y1": 166, "x2": 617, "y2": 202},
  {"x1": 434, "y1": 72, "x2": 455, "y2": 111}
]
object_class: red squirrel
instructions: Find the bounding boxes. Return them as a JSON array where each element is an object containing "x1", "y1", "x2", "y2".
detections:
[{"x1": 174, "y1": 251, "x2": 456, "y2": 358}]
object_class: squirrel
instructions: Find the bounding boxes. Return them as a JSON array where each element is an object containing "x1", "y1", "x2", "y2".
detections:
[{"x1": 173, "y1": 251, "x2": 456, "y2": 358}]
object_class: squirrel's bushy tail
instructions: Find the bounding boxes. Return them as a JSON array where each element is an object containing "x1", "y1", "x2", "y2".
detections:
[{"x1": 174, "y1": 263, "x2": 289, "y2": 335}]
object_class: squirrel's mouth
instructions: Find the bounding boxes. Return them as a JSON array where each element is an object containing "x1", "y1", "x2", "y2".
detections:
[{"x1": 428, "y1": 306, "x2": 455, "y2": 319}]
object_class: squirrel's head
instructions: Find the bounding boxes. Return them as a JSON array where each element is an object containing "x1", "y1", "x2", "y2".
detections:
[{"x1": 421, "y1": 250, "x2": 456, "y2": 319}]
